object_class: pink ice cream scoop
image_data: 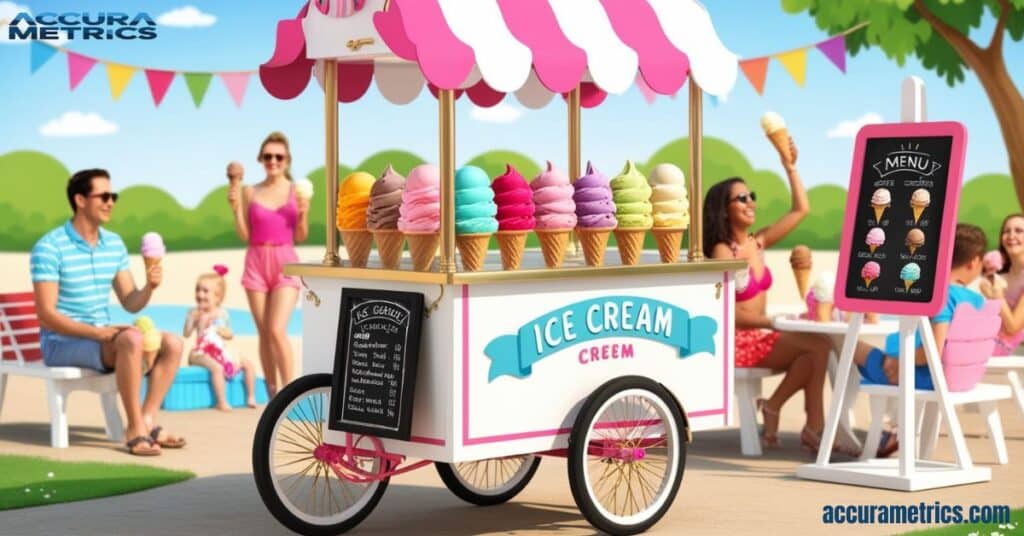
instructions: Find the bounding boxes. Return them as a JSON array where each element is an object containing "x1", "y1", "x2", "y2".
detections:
[
  {"x1": 531, "y1": 161, "x2": 577, "y2": 230},
  {"x1": 491, "y1": 164, "x2": 535, "y2": 231},
  {"x1": 861, "y1": 261, "x2": 881, "y2": 282},
  {"x1": 865, "y1": 227, "x2": 885, "y2": 251},
  {"x1": 140, "y1": 232, "x2": 166, "y2": 258},
  {"x1": 983, "y1": 250, "x2": 1004, "y2": 275},
  {"x1": 398, "y1": 164, "x2": 441, "y2": 233}
]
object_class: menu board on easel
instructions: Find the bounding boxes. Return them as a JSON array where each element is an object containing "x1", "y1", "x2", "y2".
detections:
[
  {"x1": 834, "y1": 122, "x2": 967, "y2": 316},
  {"x1": 329, "y1": 288, "x2": 424, "y2": 440}
]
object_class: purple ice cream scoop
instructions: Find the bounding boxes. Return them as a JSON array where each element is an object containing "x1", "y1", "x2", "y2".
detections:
[{"x1": 573, "y1": 161, "x2": 617, "y2": 229}]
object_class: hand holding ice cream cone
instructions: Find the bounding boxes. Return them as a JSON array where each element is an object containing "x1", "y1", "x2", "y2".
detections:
[
  {"x1": 761, "y1": 112, "x2": 796, "y2": 166},
  {"x1": 140, "y1": 232, "x2": 165, "y2": 289},
  {"x1": 294, "y1": 177, "x2": 314, "y2": 215}
]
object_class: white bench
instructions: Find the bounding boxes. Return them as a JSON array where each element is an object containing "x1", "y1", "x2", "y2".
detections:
[{"x1": 0, "y1": 292, "x2": 123, "y2": 448}]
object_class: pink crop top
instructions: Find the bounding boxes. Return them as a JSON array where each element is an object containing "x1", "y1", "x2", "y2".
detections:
[
  {"x1": 731, "y1": 238, "x2": 773, "y2": 302},
  {"x1": 248, "y1": 186, "x2": 298, "y2": 246}
]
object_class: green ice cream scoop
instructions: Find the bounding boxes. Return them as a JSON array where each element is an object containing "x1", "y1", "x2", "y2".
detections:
[{"x1": 610, "y1": 160, "x2": 653, "y2": 229}]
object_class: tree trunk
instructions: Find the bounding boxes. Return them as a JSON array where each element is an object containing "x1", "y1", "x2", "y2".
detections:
[{"x1": 963, "y1": 50, "x2": 1024, "y2": 209}]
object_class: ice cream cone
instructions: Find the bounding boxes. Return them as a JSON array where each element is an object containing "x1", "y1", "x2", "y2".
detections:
[
  {"x1": 864, "y1": 277, "x2": 873, "y2": 287},
  {"x1": 340, "y1": 229, "x2": 372, "y2": 268},
  {"x1": 372, "y1": 229, "x2": 405, "y2": 270},
  {"x1": 873, "y1": 205, "x2": 886, "y2": 223},
  {"x1": 909, "y1": 245, "x2": 917, "y2": 255},
  {"x1": 535, "y1": 229, "x2": 570, "y2": 269},
  {"x1": 905, "y1": 279, "x2": 914, "y2": 290},
  {"x1": 614, "y1": 228, "x2": 647, "y2": 266},
  {"x1": 456, "y1": 233, "x2": 491, "y2": 272},
  {"x1": 496, "y1": 231, "x2": 528, "y2": 271},
  {"x1": 816, "y1": 302, "x2": 834, "y2": 322},
  {"x1": 912, "y1": 206, "x2": 925, "y2": 224},
  {"x1": 577, "y1": 227, "x2": 613, "y2": 267},
  {"x1": 793, "y1": 268, "x2": 811, "y2": 300},
  {"x1": 767, "y1": 128, "x2": 792, "y2": 165},
  {"x1": 405, "y1": 232, "x2": 439, "y2": 271},
  {"x1": 869, "y1": 245, "x2": 878, "y2": 254},
  {"x1": 143, "y1": 256, "x2": 161, "y2": 271},
  {"x1": 651, "y1": 228, "x2": 683, "y2": 264}
]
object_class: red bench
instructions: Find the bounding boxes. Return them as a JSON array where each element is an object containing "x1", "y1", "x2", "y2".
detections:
[{"x1": 0, "y1": 291, "x2": 123, "y2": 448}]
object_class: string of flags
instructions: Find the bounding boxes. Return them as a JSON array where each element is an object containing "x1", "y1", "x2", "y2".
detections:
[{"x1": 28, "y1": 40, "x2": 256, "y2": 108}]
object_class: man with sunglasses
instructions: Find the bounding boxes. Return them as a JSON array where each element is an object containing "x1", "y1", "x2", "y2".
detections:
[{"x1": 30, "y1": 169, "x2": 185, "y2": 456}]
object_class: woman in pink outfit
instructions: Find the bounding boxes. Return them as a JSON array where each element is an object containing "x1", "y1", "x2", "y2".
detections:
[
  {"x1": 980, "y1": 213, "x2": 1024, "y2": 355},
  {"x1": 227, "y1": 132, "x2": 309, "y2": 397}
]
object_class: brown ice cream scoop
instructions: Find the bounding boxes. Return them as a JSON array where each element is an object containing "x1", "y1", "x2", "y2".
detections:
[{"x1": 790, "y1": 245, "x2": 812, "y2": 270}]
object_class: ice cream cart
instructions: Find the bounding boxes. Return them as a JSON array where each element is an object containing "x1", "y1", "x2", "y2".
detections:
[{"x1": 251, "y1": 1, "x2": 744, "y2": 534}]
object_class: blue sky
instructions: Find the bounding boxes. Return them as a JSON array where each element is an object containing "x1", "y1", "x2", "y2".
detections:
[{"x1": 0, "y1": 0, "x2": 1020, "y2": 208}]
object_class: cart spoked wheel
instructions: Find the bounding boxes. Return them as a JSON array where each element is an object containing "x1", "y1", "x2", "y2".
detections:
[
  {"x1": 567, "y1": 376, "x2": 686, "y2": 536},
  {"x1": 435, "y1": 455, "x2": 541, "y2": 506},
  {"x1": 253, "y1": 374, "x2": 389, "y2": 535}
]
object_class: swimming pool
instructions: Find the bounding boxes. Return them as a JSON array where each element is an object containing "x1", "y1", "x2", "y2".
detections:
[{"x1": 109, "y1": 304, "x2": 302, "y2": 336}]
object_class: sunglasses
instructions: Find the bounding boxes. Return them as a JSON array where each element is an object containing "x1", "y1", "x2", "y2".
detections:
[
  {"x1": 260, "y1": 153, "x2": 286, "y2": 163},
  {"x1": 730, "y1": 192, "x2": 757, "y2": 204},
  {"x1": 88, "y1": 192, "x2": 119, "y2": 203}
]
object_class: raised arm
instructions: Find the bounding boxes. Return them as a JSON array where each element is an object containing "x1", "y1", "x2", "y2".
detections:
[{"x1": 755, "y1": 138, "x2": 809, "y2": 248}]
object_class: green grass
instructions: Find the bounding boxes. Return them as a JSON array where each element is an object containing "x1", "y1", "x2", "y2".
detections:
[
  {"x1": 902, "y1": 508, "x2": 1021, "y2": 535},
  {"x1": 0, "y1": 455, "x2": 194, "y2": 510}
]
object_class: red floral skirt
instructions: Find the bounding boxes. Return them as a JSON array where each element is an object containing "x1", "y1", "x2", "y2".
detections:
[{"x1": 734, "y1": 329, "x2": 781, "y2": 368}]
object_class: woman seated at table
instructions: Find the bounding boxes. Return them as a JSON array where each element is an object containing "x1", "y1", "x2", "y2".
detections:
[
  {"x1": 704, "y1": 137, "x2": 836, "y2": 453},
  {"x1": 979, "y1": 213, "x2": 1024, "y2": 355}
]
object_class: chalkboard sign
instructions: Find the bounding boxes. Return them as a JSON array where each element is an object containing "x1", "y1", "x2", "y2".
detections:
[
  {"x1": 329, "y1": 288, "x2": 424, "y2": 440},
  {"x1": 835, "y1": 122, "x2": 967, "y2": 316}
]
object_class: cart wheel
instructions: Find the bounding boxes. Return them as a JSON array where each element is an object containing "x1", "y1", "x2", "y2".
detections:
[
  {"x1": 435, "y1": 455, "x2": 540, "y2": 506},
  {"x1": 567, "y1": 376, "x2": 686, "y2": 536},
  {"x1": 253, "y1": 374, "x2": 389, "y2": 535}
]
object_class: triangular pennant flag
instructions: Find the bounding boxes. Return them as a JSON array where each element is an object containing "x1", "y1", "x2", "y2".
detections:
[
  {"x1": 30, "y1": 41, "x2": 58, "y2": 73},
  {"x1": 816, "y1": 35, "x2": 846, "y2": 73},
  {"x1": 739, "y1": 57, "x2": 769, "y2": 95},
  {"x1": 106, "y1": 63, "x2": 135, "y2": 100},
  {"x1": 145, "y1": 69, "x2": 175, "y2": 106},
  {"x1": 184, "y1": 72, "x2": 213, "y2": 108},
  {"x1": 219, "y1": 72, "x2": 251, "y2": 107},
  {"x1": 775, "y1": 48, "x2": 808, "y2": 86},
  {"x1": 67, "y1": 52, "x2": 97, "y2": 90}
]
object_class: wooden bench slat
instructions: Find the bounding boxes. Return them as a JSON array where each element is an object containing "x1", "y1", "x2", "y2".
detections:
[
  {"x1": 0, "y1": 292, "x2": 34, "y2": 303},
  {"x1": 0, "y1": 304, "x2": 37, "y2": 316}
]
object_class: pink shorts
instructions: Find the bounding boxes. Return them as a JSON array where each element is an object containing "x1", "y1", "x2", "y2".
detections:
[{"x1": 242, "y1": 245, "x2": 300, "y2": 293}]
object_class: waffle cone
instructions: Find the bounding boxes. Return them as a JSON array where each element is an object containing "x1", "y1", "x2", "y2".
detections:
[
  {"x1": 340, "y1": 229, "x2": 372, "y2": 268},
  {"x1": 873, "y1": 205, "x2": 886, "y2": 223},
  {"x1": 456, "y1": 233, "x2": 491, "y2": 272},
  {"x1": 577, "y1": 227, "x2": 613, "y2": 267},
  {"x1": 651, "y1": 227, "x2": 683, "y2": 263},
  {"x1": 496, "y1": 231, "x2": 528, "y2": 270},
  {"x1": 816, "y1": 302, "x2": 834, "y2": 322},
  {"x1": 905, "y1": 279, "x2": 914, "y2": 290},
  {"x1": 909, "y1": 245, "x2": 918, "y2": 255},
  {"x1": 864, "y1": 277, "x2": 873, "y2": 287},
  {"x1": 793, "y1": 267, "x2": 811, "y2": 299},
  {"x1": 869, "y1": 245, "x2": 877, "y2": 254},
  {"x1": 614, "y1": 228, "x2": 647, "y2": 266},
  {"x1": 536, "y1": 229, "x2": 570, "y2": 268},
  {"x1": 143, "y1": 256, "x2": 161, "y2": 270},
  {"x1": 372, "y1": 229, "x2": 405, "y2": 270},
  {"x1": 912, "y1": 206, "x2": 925, "y2": 223},
  {"x1": 767, "y1": 128, "x2": 792, "y2": 165},
  {"x1": 405, "y1": 232, "x2": 439, "y2": 271}
]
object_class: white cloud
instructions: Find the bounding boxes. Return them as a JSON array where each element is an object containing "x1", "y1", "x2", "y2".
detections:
[
  {"x1": 156, "y1": 5, "x2": 216, "y2": 28},
  {"x1": 40, "y1": 112, "x2": 118, "y2": 137},
  {"x1": 470, "y1": 102, "x2": 523, "y2": 124},
  {"x1": 827, "y1": 112, "x2": 883, "y2": 139}
]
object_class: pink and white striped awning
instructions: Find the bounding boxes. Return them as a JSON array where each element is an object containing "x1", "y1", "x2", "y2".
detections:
[{"x1": 261, "y1": 0, "x2": 738, "y2": 109}]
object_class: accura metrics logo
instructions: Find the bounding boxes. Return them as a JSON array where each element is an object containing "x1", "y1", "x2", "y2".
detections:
[{"x1": 7, "y1": 12, "x2": 158, "y2": 41}]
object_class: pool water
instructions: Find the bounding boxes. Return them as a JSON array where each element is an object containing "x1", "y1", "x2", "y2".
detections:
[{"x1": 109, "y1": 304, "x2": 302, "y2": 336}]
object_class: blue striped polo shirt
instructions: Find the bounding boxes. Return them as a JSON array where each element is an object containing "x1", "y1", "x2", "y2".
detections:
[{"x1": 30, "y1": 220, "x2": 130, "y2": 327}]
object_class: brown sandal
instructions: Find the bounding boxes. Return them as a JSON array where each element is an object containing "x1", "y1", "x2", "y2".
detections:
[
  {"x1": 150, "y1": 426, "x2": 186, "y2": 449},
  {"x1": 126, "y1": 435, "x2": 160, "y2": 456}
]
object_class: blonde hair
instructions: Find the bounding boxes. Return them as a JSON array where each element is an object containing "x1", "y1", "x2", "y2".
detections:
[
  {"x1": 258, "y1": 131, "x2": 293, "y2": 181},
  {"x1": 198, "y1": 272, "x2": 227, "y2": 306}
]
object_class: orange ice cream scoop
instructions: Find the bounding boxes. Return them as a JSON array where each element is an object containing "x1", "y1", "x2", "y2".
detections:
[{"x1": 337, "y1": 171, "x2": 376, "y2": 230}]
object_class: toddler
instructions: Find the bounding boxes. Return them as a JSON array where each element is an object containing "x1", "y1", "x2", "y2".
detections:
[{"x1": 184, "y1": 265, "x2": 257, "y2": 410}]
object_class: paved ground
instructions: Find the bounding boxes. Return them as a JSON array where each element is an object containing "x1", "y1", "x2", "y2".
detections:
[{"x1": 1, "y1": 372, "x2": 1022, "y2": 535}]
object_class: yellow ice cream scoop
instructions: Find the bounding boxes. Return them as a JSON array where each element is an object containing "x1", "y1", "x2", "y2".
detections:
[{"x1": 134, "y1": 316, "x2": 161, "y2": 353}]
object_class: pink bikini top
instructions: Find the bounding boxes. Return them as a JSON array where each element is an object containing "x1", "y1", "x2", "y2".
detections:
[
  {"x1": 248, "y1": 186, "x2": 298, "y2": 246},
  {"x1": 731, "y1": 238, "x2": 773, "y2": 303}
]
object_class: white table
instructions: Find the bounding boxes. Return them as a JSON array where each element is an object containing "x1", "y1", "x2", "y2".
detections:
[{"x1": 772, "y1": 314, "x2": 898, "y2": 451}]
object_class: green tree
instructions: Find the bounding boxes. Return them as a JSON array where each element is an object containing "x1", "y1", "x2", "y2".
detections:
[
  {"x1": 959, "y1": 173, "x2": 1016, "y2": 248},
  {"x1": 784, "y1": 0, "x2": 1024, "y2": 208}
]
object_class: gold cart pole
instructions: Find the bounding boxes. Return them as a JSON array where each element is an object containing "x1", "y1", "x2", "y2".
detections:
[
  {"x1": 568, "y1": 86, "x2": 581, "y2": 255},
  {"x1": 439, "y1": 89, "x2": 457, "y2": 273},
  {"x1": 323, "y1": 59, "x2": 341, "y2": 266},
  {"x1": 688, "y1": 76, "x2": 704, "y2": 262}
]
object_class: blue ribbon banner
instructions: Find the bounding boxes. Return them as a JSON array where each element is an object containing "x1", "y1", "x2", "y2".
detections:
[{"x1": 483, "y1": 296, "x2": 717, "y2": 381}]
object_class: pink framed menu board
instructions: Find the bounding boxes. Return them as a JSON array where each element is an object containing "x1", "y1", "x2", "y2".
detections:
[{"x1": 834, "y1": 121, "x2": 967, "y2": 316}]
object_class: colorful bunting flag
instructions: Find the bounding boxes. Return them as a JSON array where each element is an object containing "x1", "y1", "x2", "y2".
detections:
[
  {"x1": 219, "y1": 73, "x2": 251, "y2": 108},
  {"x1": 775, "y1": 48, "x2": 808, "y2": 87},
  {"x1": 816, "y1": 35, "x2": 846, "y2": 73},
  {"x1": 30, "y1": 41, "x2": 58, "y2": 73},
  {"x1": 106, "y1": 63, "x2": 135, "y2": 100},
  {"x1": 184, "y1": 73, "x2": 214, "y2": 107},
  {"x1": 67, "y1": 52, "x2": 96, "y2": 90},
  {"x1": 145, "y1": 69, "x2": 175, "y2": 106},
  {"x1": 739, "y1": 57, "x2": 770, "y2": 96}
]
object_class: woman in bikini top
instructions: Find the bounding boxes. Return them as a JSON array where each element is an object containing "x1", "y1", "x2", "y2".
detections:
[{"x1": 701, "y1": 137, "x2": 839, "y2": 454}]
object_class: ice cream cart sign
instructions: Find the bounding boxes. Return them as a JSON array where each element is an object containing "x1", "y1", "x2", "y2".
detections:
[
  {"x1": 329, "y1": 288, "x2": 424, "y2": 440},
  {"x1": 484, "y1": 296, "x2": 717, "y2": 381},
  {"x1": 835, "y1": 122, "x2": 967, "y2": 316}
]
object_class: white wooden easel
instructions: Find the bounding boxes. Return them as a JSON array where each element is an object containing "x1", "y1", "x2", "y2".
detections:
[{"x1": 796, "y1": 77, "x2": 990, "y2": 490}]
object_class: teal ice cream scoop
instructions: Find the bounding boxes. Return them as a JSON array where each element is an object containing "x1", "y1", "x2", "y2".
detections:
[{"x1": 455, "y1": 166, "x2": 498, "y2": 235}]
